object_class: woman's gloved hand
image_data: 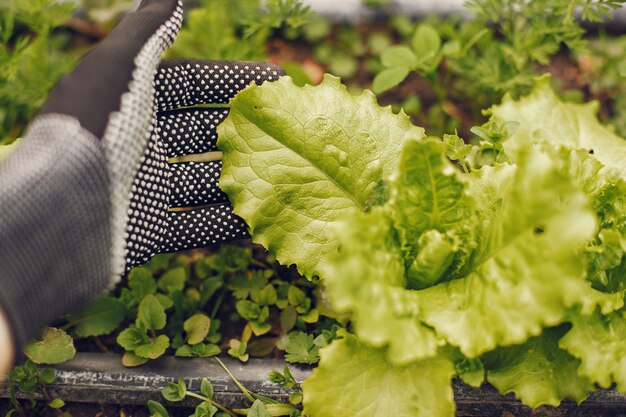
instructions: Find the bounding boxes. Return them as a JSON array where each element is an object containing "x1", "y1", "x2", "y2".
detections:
[{"x1": 0, "y1": 0, "x2": 283, "y2": 359}]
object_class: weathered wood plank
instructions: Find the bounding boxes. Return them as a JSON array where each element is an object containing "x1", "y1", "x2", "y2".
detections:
[{"x1": 2, "y1": 352, "x2": 626, "y2": 415}]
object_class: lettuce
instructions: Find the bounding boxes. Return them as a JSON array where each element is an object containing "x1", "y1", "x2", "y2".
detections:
[
  {"x1": 302, "y1": 330, "x2": 456, "y2": 417},
  {"x1": 217, "y1": 74, "x2": 424, "y2": 279},
  {"x1": 219, "y1": 76, "x2": 626, "y2": 415}
]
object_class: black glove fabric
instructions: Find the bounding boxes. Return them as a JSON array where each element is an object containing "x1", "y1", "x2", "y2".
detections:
[
  {"x1": 0, "y1": 0, "x2": 283, "y2": 351},
  {"x1": 124, "y1": 59, "x2": 283, "y2": 271}
]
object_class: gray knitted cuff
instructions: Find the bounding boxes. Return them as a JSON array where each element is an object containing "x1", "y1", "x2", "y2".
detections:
[{"x1": 0, "y1": 115, "x2": 111, "y2": 348}]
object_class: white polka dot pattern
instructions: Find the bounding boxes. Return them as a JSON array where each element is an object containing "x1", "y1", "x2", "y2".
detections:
[
  {"x1": 123, "y1": 60, "x2": 284, "y2": 272},
  {"x1": 104, "y1": 0, "x2": 183, "y2": 284},
  {"x1": 155, "y1": 60, "x2": 282, "y2": 111},
  {"x1": 158, "y1": 108, "x2": 228, "y2": 157},
  {"x1": 168, "y1": 162, "x2": 226, "y2": 208},
  {"x1": 162, "y1": 204, "x2": 248, "y2": 254}
]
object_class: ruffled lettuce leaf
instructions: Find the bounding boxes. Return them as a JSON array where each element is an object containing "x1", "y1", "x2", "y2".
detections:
[
  {"x1": 302, "y1": 331, "x2": 455, "y2": 417},
  {"x1": 321, "y1": 139, "x2": 477, "y2": 363},
  {"x1": 390, "y1": 139, "x2": 477, "y2": 288},
  {"x1": 322, "y1": 206, "x2": 441, "y2": 364},
  {"x1": 218, "y1": 74, "x2": 424, "y2": 278},
  {"x1": 414, "y1": 149, "x2": 622, "y2": 358},
  {"x1": 483, "y1": 326, "x2": 593, "y2": 408},
  {"x1": 560, "y1": 308, "x2": 626, "y2": 391},
  {"x1": 489, "y1": 75, "x2": 626, "y2": 178}
]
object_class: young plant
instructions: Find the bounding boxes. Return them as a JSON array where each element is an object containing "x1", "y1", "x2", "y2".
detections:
[
  {"x1": 372, "y1": 0, "x2": 626, "y2": 134},
  {"x1": 5, "y1": 360, "x2": 70, "y2": 417},
  {"x1": 216, "y1": 71, "x2": 626, "y2": 416},
  {"x1": 154, "y1": 359, "x2": 300, "y2": 417}
]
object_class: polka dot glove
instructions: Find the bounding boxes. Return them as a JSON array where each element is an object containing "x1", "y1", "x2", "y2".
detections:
[
  {"x1": 0, "y1": 0, "x2": 282, "y2": 351},
  {"x1": 124, "y1": 59, "x2": 284, "y2": 272}
]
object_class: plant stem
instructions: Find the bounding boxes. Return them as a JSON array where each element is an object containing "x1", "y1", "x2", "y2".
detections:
[
  {"x1": 214, "y1": 357, "x2": 255, "y2": 403},
  {"x1": 210, "y1": 290, "x2": 226, "y2": 320},
  {"x1": 186, "y1": 392, "x2": 237, "y2": 417},
  {"x1": 38, "y1": 384, "x2": 64, "y2": 417},
  {"x1": 428, "y1": 72, "x2": 448, "y2": 135}
]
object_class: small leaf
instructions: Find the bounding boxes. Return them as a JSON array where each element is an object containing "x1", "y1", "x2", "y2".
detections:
[
  {"x1": 228, "y1": 339, "x2": 249, "y2": 362},
  {"x1": 289, "y1": 392, "x2": 303, "y2": 405},
  {"x1": 155, "y1": 294, "x2": 174, "y2": 310},
  {"x1": 48, "y1": 399, "x2": 65, "y2": 409},
  {"x1": 248, "y1": 338, "x2": 277, "y2": 357},
  {"x1": 287, "y1": 286, "x2": 307, "y2": 308},
  {"x1": 192, "y1": 343, "x2": 221, "y2": 357},
  {"x1": 24, "y1": 327, "x2": 75, "y2": 364},
  {"x1": 372, "y1": 67, "x2": 410, "y2": 94},
  {"x1": 117, "y1": 325, "x2": 147, "y2": 351},
  {"x1": 256, "y1": 284, "x2": 278, "y2": 306},
  {"x1": 38, "y1": 368, "x2": 56, "y2": 384},
  {"x1": 161, "y1": 379, "x2": 186, "y2": 402},
  {"x1": 200, "y1": 378, "x2": 214, "y2": 400},
  {"x1": 250, "y1": 321, "x2": 272, "y2": 336},
  {"x1": 128, "y1": 267, "x2": 157, "y2": 299},
  {"x1": 184, "y1": 314, "x2": 211, "y2": 345},
  {"x1": 135, "y1": 335, "x2": 170, "y2": 359},
  {"x1": 280, "y1": 306, "x2": 297, "y2": 333},
  {"x1": 277, "y1": 332, "x2": 319, "y2": 364},
  {"x1": 301, "y1": 309, "x2": 319, "y2": 323},
  {"x1": 122, "y1": 352, "x2": 149, "y2": 367},
  {"x1": 236, "y1": 300, "x2": 262, "y2": 320},
  {"x1": 158, "y1": 267, "x2": 187, "y2": 292},
  {"x1": 68, "y1": 296, "x2": 126, "y2": 338},
  {"x1": 147, "y1": 400, "x2": 170, "y2": 417},
  {"x1": 199, "y1": 278, "x2": 222, "y2": 308},
  {"x1": 412, "y1": 24, "x2": 441, "y2": 60},
  {"x1": 381, "y1": 45, "x2": 417, "y2": 68},
  {"x1": 137, "y1": 294, "x2": 167, "y2": 331},
  {"x1": 248, "y1": 400, "x2": 270, "y2": 417},
  {"x1": 193, "y1": 402, "x2": 218, "y2": 417}
]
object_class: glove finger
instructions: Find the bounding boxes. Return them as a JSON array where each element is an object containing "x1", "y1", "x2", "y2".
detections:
[
  {"x1": 168, "y1": 161, "x2": 228, "y2": 208},
  {"x1": 41, "y1": 0, "x2": 183, "y2": 139},
  {"x1": 155, "y1": 59, "x2": 284, "y2": 112},
  {"x1": 162, "y1": 204, "x2": 249, "y2": 253},
  {"x1": 158, "y1": 108, "x2": 228, "y2": 157}
]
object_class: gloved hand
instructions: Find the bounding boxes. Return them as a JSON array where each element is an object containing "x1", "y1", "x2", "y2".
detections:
[{"x1": 0, "y1": 0, "x2": 283, "y2": 355}]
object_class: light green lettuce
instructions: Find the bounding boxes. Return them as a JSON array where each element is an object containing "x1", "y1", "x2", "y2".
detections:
[
  {"x1": 219, "y1": 75, "x2": 626, "y2": 415},
  {"x1": 218, "y1": 74, "x2": 424, "y2": 278},
  {"x1": 560, "y1": 308, "x2": 626, "y2": 391},
  {"x1": 483, "y1": 326, "x2": 593, "y2": 408},
  {"x1": 414, "y1": 148, "x2": 622, "y2": 358},
  {"x1": 321, "y1": 205, "x2": 441, "y2": 364},
  {"x1": 489, "y1": 75, "x2": 626, "y2": 178},
  {"x1": 390, "y1": 139, "x2": 477, "y2": 288},
  {"x1": 302, "y1": 331, "x2": 455, "y2": 417}
]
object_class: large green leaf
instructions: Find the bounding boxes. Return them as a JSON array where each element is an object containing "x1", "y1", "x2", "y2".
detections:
[
  {"x1": 560, "y1": 308, "x2": 626, "y2": 391},
  {"x1": 489, "y1": 76, "x2": 626, "y2": 178},
  {"x1": 414, "y1": 150, "x2": 622, "y2": 357},
  {"x1": 302, "y1": 332, "x2": 455, "y2": 417},
  {"x1": 483, "y1": 326, "x2": 593, "y2": 408},
  {"x1": 218, "y1": 74, "x2": 424, "y2": 278}
]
